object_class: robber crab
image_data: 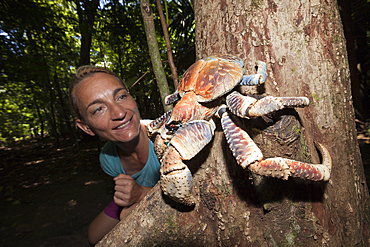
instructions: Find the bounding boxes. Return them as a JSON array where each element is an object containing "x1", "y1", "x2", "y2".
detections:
[{"x1": 148, "y1": 54, "x2": 331, "y2": 206}]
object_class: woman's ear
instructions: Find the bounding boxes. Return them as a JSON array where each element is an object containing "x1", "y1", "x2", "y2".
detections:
[{"x1": 76, "y1": 119, "x2": 95, "y2": 136}]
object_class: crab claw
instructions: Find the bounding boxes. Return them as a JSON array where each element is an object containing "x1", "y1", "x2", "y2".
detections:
[
  {"x1": 160, "y1": 120, "x2": 216, "y2": 206},
  {"x1": 227, "y1": 91, "x2": 309, "y2": 119},
  {"x1": 249, "y1": 142, "x2": 332, "y2": 181},
  {"x1": 170, "y1": 120, "x2": 216, "y2": 160},
  {"x1": 160, "y1": 146, "x2": 195, "y2": 206},
  {"x1": 153, "y1": 134, "x2": 167, "y2": 161}
]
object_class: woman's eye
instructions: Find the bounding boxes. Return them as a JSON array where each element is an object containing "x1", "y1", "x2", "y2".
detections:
[
  {"x1": 92, "y1": 106, "x2": 103, "y2": 114},
  {"x1": 117, "y1": 94, "x2": 127, "y2": 100}
]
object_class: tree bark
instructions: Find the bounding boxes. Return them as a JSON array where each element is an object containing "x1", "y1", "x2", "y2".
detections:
[{"x1": 98, "y1": 0, "x2": 370, "y2": 246}]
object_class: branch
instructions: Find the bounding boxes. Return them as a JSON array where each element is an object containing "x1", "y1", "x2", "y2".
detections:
[
  {"x1": 130, "y1": 60, "x2": 169, "y2": 90},
  {"x1": 155, "y1": 0, "x2": 179, "y2": 88}
]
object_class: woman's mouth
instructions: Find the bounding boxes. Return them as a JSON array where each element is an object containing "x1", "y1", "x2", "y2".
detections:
[{"x1": 115, "y1": 119, "x2": 131, "y2": 129}]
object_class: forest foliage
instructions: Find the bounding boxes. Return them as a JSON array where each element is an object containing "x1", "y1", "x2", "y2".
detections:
[
  {"x1": 1, "y1": 0, "x2": 370, "y2": 145},
  {"x1": 0, "y1": 0, "x2": 195, "y2": 144}
]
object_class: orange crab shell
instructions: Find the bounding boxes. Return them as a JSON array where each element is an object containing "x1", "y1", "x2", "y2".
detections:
[{"x1": 177, "y1": 54, "x2": 245, "y2": 103}]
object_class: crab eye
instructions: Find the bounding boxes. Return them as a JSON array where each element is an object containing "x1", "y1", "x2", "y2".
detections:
[{"x1": 166, "y1": 122, "x2": 181, "y2": 133}]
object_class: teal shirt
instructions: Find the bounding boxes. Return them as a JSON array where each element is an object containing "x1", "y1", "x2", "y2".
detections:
[{"x1": 99, "y1": 139, "x2": 161, "y2": 187}]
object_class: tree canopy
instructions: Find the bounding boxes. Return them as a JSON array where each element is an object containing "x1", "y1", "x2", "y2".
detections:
[
  {"x1": 0, "y1": 0, "x2": 195, "y2": 144},
  {"x1": 1, "y1": 0, "x2": 369, "y2": 146}
]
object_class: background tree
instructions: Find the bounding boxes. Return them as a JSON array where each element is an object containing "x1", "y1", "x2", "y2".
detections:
[
  {"x1": 140, "y1": 0, "x2": 171, "y2": 112},
  {"x1": 74, "y1": 0, "x2": 99, "y2": 66},
  {"x1": 97, "y1": 0, "x2": 370, "y2": 245}
]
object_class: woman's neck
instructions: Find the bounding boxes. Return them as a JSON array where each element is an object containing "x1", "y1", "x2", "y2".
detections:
[{"x1": 115, "y1": 124, "x2": 150, "y2": 175}]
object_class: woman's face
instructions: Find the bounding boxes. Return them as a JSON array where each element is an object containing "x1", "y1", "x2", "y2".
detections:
[{"x1": 75, "y1": 73, "x2": 141, "y2": 143}]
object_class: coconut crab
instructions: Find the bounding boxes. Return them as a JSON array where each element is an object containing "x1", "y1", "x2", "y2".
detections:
[{"x1": 148, "y1": 54, "x2": 331, "y2": 206}]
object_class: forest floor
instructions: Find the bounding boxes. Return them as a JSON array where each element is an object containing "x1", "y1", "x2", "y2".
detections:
[
  {"x1": 1, "y1": 125, "x2": 370, "y2": 247},
  {"x1": 0, "y1": 137, "x2": 113, "y2": 246}
]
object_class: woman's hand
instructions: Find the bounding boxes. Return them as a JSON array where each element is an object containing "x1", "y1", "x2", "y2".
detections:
[{"x1": 113, "y1": 174, "x2": 151, "y2": 207}]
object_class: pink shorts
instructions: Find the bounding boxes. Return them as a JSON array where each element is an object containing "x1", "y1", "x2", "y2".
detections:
[{"x1": 103, "y1": 200, "x2": 123, "y2": 220}]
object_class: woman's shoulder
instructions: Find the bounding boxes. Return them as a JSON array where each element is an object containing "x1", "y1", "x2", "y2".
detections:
[
  {"x1": 101, "y1": 141, "x2": 116, "y2": 155},
  {"x1": 100, "y1": 141, "x2": 123, "y2": 176},
  {"x1": 100, "y1": 141, "x2": 119, "y2": 165}
]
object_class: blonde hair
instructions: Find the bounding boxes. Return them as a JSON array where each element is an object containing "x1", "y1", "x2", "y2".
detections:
[{"x1": 69, "y1": 65, "x2": 128, "y2": 121}]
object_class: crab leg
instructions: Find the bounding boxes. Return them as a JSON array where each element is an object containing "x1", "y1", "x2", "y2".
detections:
[
  {"x1": 147, "y1": 110, "x2": 174, "y2": 159},
  {"x1": 218, "y1": 106, "x2": 331, "y2": 181},
  {"x1": 227, "y1": 91, "x2": 309, "y2": 119},
  {"x1": 218, "y1": 106, "x2": 263, "y2": 168},
  {"x1": 165, "y1": 92, "x2": 181, "y2": 105},
  {"x1": 160, "y1": 120, "x2": 216, "y2": 206},
  {"x1": 249, "y1": 142, "x2": 331, "y2": 181},
  {"x1": 147, "y1": 110, "x2": 172, "y2": 135},
  {"x1": 239, "y1": 61, "x2": 268, "y2": 86}
]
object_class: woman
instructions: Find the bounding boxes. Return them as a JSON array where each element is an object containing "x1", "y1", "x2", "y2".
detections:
[{"x1": 69, "y1": 66, "x2": 161, "y2": 245}]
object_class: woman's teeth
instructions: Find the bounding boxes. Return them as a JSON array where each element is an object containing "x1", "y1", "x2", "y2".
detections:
[{"x1": 116, "y1": 120, "x2": 131, "y2": 129}]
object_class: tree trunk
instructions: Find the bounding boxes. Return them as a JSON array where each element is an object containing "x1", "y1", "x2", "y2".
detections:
[
  {"x1": 75, "y1": 0, "x2": 99, "y2": 66},
  {"x1": 30, "y1": 85, "x2": 44, "y2": 139},
  {"x1": 337, "y1": 0, "x2": 363, "y2": 119},
  {"x1": 140, "y1": 0, "x2": 172, "y2": 112},
  {"x1": 97, "y1": 0, "x2": 370, "y2": 246},
  {"x1": 53, "y1": 70, "x2": 75, "y2": 139}
]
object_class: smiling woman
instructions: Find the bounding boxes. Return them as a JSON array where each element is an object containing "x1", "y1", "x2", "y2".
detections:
[
  {"x1": 69, "y1": 66, "x2": 161, "y2": 245},
  {"x1": 74, "y1": 73, "x2": 141, "y2": 143}
]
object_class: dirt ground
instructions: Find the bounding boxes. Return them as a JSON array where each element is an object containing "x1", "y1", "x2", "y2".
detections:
[
  {"x1": 0, "y1": 137, "x2": 114, "y2": 246},
  {"x1": 1, "y1": 130, "x2": 370, "y2": 247}
]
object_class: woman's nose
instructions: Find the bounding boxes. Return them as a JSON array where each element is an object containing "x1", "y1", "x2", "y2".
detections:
[{"x1": 111, "y1": 103, "x2": 126, "y2": 120}]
